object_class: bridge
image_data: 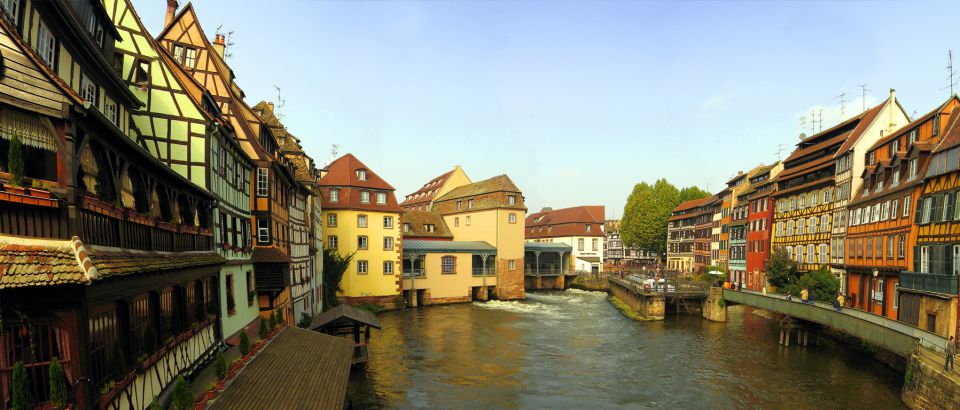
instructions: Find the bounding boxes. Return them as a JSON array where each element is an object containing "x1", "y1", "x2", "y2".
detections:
[{"x1": 722, "y1": 289, "x2": 947, "y2": 357}]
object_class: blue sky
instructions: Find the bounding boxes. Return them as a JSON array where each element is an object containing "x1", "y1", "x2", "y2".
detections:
[{"x1": 132, "y1": 0, "x2": 960, "y2": 219}]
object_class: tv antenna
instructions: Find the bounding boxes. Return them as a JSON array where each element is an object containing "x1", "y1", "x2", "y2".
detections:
[
  {"x1": 859, "y1": 84, "x2": 871, "y2": 113},
  {"x1": 835, "y1": 92, "x2": 848, "y2": 119},
  {"x1": 775, "y1": 143, "x2": 784, "y2": 161},
  {"x1": 799, "y1": 115, "x2": 807, "y2": 135},
  {"x1": 273, "y1": 85, "x2": 286, "y2": 121},
  {"x1": 942, "y1": 50, "x2": 958, "y2": 96},
  {"x1": 817, "y1": 108, "x2": 824, "y2": 132},
  {"x1": 810, "y1": 109, "x2": 817, "y2": 134},
  {"x1": 214, "y1": 26, "x2": 236, "y2": 59}
]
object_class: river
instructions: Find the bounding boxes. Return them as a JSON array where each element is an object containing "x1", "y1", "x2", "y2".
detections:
[{"x1": 345, "y1": 289, "x2": 906, "y2": 409}]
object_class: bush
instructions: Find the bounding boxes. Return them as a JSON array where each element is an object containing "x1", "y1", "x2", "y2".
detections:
[
  {"x1": 298, "y1": 312, "x2": 312, "y2": 328},
  {"x1": 274, "y1": 307, "x2": 283, "y2": 326},
  {"x1": 11, "y1": 361, "x2": 31, "y2": 410},
  {"x1": 171, "y1": 376, "x2": 192, "y2": 410},
  {"x1": 215, "y1": 351, "x2": 227, "y2": 380},
  {"x1": 269, "y1": 311, "x2": 278, "y2": 330},
  {"x1": 49, "y1": 357, "x2": 68, "y2": 409},
  {"x1": 7, "y1": 134, "x2": 24, "y2": 187},
  {"x1": 783, "y1": 266, "x2": 839, "y2": 302},
  {"x1": 259, "y1": 317, "x2": 268, "y2": 339},
  {"x1": 239, "y1": 332, "x2": 250, "y2": 356},
  {"x1": 148, "y1": 399, "x2": 162, "y2": 410}
]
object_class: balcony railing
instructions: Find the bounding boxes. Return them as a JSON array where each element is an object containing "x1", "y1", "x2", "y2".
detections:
[
  {"x1": 472, "y1": 267, "x2": 497, "y2": 276},
  {"x1": 402, "y1": 269, "x2": 425, "y2": 278},
  {"x1": 900, "y1": 271, "x2": 959, "y2": 295},
  {"x1": 524, "y1": 268, "x2": 572, "y2": 276}
]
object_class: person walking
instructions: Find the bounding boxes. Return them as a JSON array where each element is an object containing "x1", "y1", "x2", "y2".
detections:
[
  {"x1": 947, "y1": 336, "x2": 957, "y2": 372},
  {"x1": 834, "y1": 292, "x2": 843, "y2": 312},
  {"x1": 785, "y1": 291, "x2": 793, "y2": 301},
  {"x1": 800, "y1": 288, "x2": 809, "y2": 304}
]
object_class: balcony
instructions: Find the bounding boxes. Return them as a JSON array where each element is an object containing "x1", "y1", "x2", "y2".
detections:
[
  {"x1": 524, "y1": 268, "x2": 572, "y2": 276},
  {"x1": 402, "y1": 268, "x2": 425, "y2": 278},
  {"x1": 900, "y1": 272, "x2": 958, "y2": 295},
  {"x1": 472, "y1": 267, "x2": 496, "y2": 276}
]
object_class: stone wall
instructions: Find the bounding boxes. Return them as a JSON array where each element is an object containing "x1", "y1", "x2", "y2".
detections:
[
  {"x1": 702, "y1": 287, "x2": 727, "y2": 322},
  {"x1": 341, "y1": 295, "x2": 403, "y2": 311},
  {"x1": 496, "y1": 258, "x2": 525, "y2": 300},
  {"x1": 608, "y1": 280, "x2": 664, "y2": 320},
  {"x1": 902, "y1": 353, "x2": 960, "y2": 409}
]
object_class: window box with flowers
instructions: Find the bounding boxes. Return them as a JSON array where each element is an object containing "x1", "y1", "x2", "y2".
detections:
[{"x1": 80, "y1": 192, "x2": 124, "y2": 218}]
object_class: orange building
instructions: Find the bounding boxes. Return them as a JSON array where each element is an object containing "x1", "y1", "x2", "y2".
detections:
[{"x1": 845, "y1": 96, "x2": 960, "y2": 320}]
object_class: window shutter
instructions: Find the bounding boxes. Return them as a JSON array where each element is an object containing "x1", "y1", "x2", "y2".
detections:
[
  {"x1": 913, "y1": 245, "x2": 920, "y2": 272},
  {"x1": 915, "y1": 199, "x2": 922, "y2": 224},
  {"x1": 948, "y1": 193, "x2": 956, "y2": 222}
]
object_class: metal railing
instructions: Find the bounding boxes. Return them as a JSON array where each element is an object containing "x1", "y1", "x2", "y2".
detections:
[
  {"x1": 523, "y1": 268, "x2": 573, "y2": 276},
  {"x1": 402, "y1": 269, "x2": 425, "y2": 278},
  {"x1": 900, "y1": 271, "x2": 959, "y2": 295},
  {"x1": 607, "y1": 275, "x2": 709, "y2": 295},
  {"x1": 472, "y1": 267, "x2": 496, "y2": 276}
]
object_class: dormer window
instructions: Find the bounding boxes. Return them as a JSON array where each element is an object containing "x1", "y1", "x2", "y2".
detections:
[
  {"x1": 135, "y1": 59, "x2": 150, "y2": 83},
  {"x1": 468, "y1": 199, "x2": 474, "y2": 209},
  {"x1": 403, "y1": 223, "x2": 410, "y2": 233},
  {"x1": 910, "y1": 129, "x2": 918, "y2": 143},
  {"x1": 357, "y1": 169, "x2": 367, "y2": 181},
  {"x1": 892, "y1": 168, "x2": 900, "y2": 186},
  {"x1": 172, "y1": 44, "x2": 197, "y2": 68},
  {"x1": 329, "y1": 188, "x2": 339, "y2": 203},
  {"x1": 424, "y1": 224, "x2": 435, "y2": 233},
  {"x1": 933, "y1": 115, "x2": 941, "y2": 136},
  {"x1": 36, "y1": 19, "x2": 55, "y2": 67},
  {"x1": 508, "y1": 195, "x2": 516, "y2": 205},
  {"x1": 909, "y1": 158, "x2": 918, "y2": 179},
  {"x1": 360, "y1": 191, "x2": 370, "y2": 203},
  {"x1": 0, "y1": 0, "x2": 20, "y2": 24},
  {"x1": 456, "y1": 200, "x2": 462, "y2": 209},
  {"x1": 376, "y1": 192, "x2": 386, "y2": 204},
  {"x1": 892, "y1": 140, "x2": 900, "y2": 153},
  {"x1": 875, "y1": 176, "x2": 883, "y2": 193},
  {"x1": 585, "y1": 224, "x2": 591, "y2": 232},
  {"x1": 868, "y1": 152, "x2": 875, "y2": 165},
  {"x1": 87, "y1": 12, "x2": 104, "y2": 46}
]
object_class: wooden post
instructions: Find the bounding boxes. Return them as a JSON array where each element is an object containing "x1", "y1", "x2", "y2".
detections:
[
  {"x1": 779, "y1": 328, "x2": 784, "y2": 346},
  {"x1": 785, "y1": 328, "x2": 790, "y2": 347},
  {"x1": 803, "y1": 328, "x2": 808, "y2": 347}
]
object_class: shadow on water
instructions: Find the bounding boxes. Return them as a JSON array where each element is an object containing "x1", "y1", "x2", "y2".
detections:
[{"x1": 346, "y1": 289, "x2": 905, "y2": 409}]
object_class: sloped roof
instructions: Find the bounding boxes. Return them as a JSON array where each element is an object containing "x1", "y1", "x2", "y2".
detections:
[
  {"x1": 208, "y1": 327, "x2": 354, "y2": 410},
  {"x1": 672, "y1": 197, "x2": 708, "y2": 214},
  {"x1": 402, "y1": 239, "x2": 496, "y2": 254},
  {"x1": 833, "y1": 100, "x2": 888, "y2": 155},
  {"x1": 525, "y1": 206, "x2": 605, "y2": 238},
  {"x1": 870, "y1": 96, "x2": 957, "y2": 153},
  {"x1": 435, "y1": 175, "x2": 521, "y2": 202},
  {"x1": 401, "y1": 168, "x2": 455, "y2": 207},
  {"x1": 0, "y1": 240, "x2": 86, "y2": 288},
  {"x1": 319, "y1": 154, "x2": 395, "y2": 190},
  {"x1": 933, "y1": 97, "x2": 960, "y2": 153},
  {"x1": 311, "y1": 304, "x2": 383, "y2": 330},
  {"x1": 401, "y1": 211, "x2": 453, "y2": 239},
  {"x1": 252, "y1": 101, "x2": 316, "y2": 183}
]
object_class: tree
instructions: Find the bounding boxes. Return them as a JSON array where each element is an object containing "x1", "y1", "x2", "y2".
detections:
[
  {"x1": 259, "y1": 317, "x2": 268, "y2": 339},
  {"x1": 679, "y1": 186, "x2": 711, "y2": 202},
  {"x1": 621, "y1": 179, "x2": 711, "y2": 262},
  {"x1": 322, "y1": 249, "x2": 355, "y2": 310},
  {"x1": 766, "y1": 246, "x2": 799, "y2": 290},
  {"x1": 239, "y1": 332, "x2": 250, "y2": 356},
  {"x1": 269, "y1": 311, "x2": 278, "y2": 330},
  {"x1": 214, "y1": 352, "x2": 227, "y2": 380},
  {"x1": 7, "y1": 134, "x2": 24, "y2": 186},
  {"x1": 789, "y1": 266, "x2": 840, "y2": 302},
  {"x1": 171, "y1": 376, "x2": 192, "y2": 410},
  {"x1": 11, "y1": 361, "x2": 31, "y2": 410},
  {"x1": 49, "y1": 357, "x2": 68, "y2": 409}
]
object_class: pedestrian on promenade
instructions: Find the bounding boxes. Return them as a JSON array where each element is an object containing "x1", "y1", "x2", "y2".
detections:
[
  {"x1": 785, "y1": 291, "x2": 793, "y2": 301},
  {"x1": 947, "y1": 336, "x2": 956, "y2": 372},
  {"x1": 800, "y1": 288, "x2": 809, "y2": 304},
  {"x1": 834, "y1": 292, "x2": 843, "y2": 312},
  {"x1": 838, "y1": 293, "x2": 845, "y2": 309}
]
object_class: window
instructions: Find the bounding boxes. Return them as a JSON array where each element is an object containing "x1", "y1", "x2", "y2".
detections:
[
  {"x1": 468, "y1": 199, "x2": 474, "y2": 209},
  {"x1": 328, "y1": 236, "x2": 338, "y2": 249},
  {"x1": 383, "y1": 216, "x2": 393, "y2": 228},
  {"x1": 357, "y1": 260, "x2": 368, "y2": 274},
  {"x1": 360, "y1": 191, "x2": 371, "y2": 203},
  {"x1": 456, "y1": 200, "x2": 463, "y2": 209},
  {"x1": 327, "y1": 213, "x2": 338, "y2": 227},
  {"x1": 891, "y1": 200, "x2": 899, "y2": 219},
  {"x1": 881, "y1": 201, "x2": 889, "y2": 220},
  {"x1": 455, "y1": 217, "x2": 460, "y2": 227},
  {"x1": 886, "y1": 236, "x2": 894, "y2": 259},
  {"x1": 921, "y1": 197, "x2": 932, "y2": 223},
  {"x1": 184, "y1": 47, "x2": 196, "y2": 68},
  {"x1": 80, "y1": 73, "x2": 96, "y2": 103},
  {"x1": 424, "y1": 224, "x2": 435, "y2": 232},
  {"x1": 226, "y1": 274, "x2": 236, "y2": 315},
  {"x1": 357, "y1": 214, "x2": 367, "y2": 228},
  {"x1": 892, "y1": 168, "x2": 900, "y2": 186},
  {"x1": 383, "y1": 261, "x2": 394, "y2": 275},
  {"x1": 508, "y1": 195, "x2": 516, "y2": 205},
  {"x1": 441, "y1": 256, "x2": 456, "y2": 274},
  {"x1": 135, "y1": 59, "x2": 150, "y2": 83},
  {"x1": 508, "y1": 260, "x2": 516, "y2": 270},
  {"x1": 578, "y1": 238, "x2": 584, "y2": 251},
  {"x1": 256, "y1": 168, "x2": 268, "y2": 196},
  {"x1": 920, "y1": 246, "x2": 929, "y2": 273},
  {"x1": 796, "y1": 219, "x2": 804, "y2": 235},
  {"x1": 104, "y1": 99, "x2": 118, "y2": 125},
  {"x1": 903, "y1": 195, "x2": 911, "y2": 217},
  {"x1": 821, "y1": 215, "x2": 829, "y2": 232},
  {"x1": 466, "y1": 216, "x2": 471, "y2": 226},
  {"x1": 0, "y1": 0, "x2": 20, "y2": 24},
  {"x1": 246, "y1": 271, "x2": 255, "y2": 306},
  {"x1": 36, "y1": 20, "x2": 55, "y2": 67},
  {"x1": 909, "y1": 158, "x2": 918, "y2": 179},
  {"x1": 357, "y1": 235, "x2": 368, "y2": 249},
  {"x1": 894, "y1": 281, "x2": 899, "y2": 310},
  {"x1": 934, "y1": 115, "x2": 941, "y2": 136},
  {"x1": 819, "y1": 244, "x2": 828, "y2": 264},
  {"x1": 383, "y1": 237, "x2": 393, "y2": 250},
  {"x1": 823, "y1": 189, "x2": 832, "y2": 203},
  {"x1": 173, "y1": 44, "x2": 185, "y2": 64},
  {"x1": 808, "y1": 217, "x2": 817, "y2": 233},
  {"x1": 403, "y1": 223, "x2": 411, "y2": 233},
  {"x1": 357, "y1": 169, "x2": 367, "y2": 181},
  {"x1": 509, "y1": 213, "x2": 517, "y2": 224},
  {"x1": 376, "y1": 192, "x2": 387, "y2": 204},
  {"x1": 257, "y1": 218, "x2": 269, "y2": 243},
  {"x1": 897, "y1": 235, "x2": 905, "y2": 259},
  {"x1": 798, "y1": 195, "x2": 805, "y2": 209},
  {"x1": 807, "y1": 244, "x2": 815, "y2": 263}
]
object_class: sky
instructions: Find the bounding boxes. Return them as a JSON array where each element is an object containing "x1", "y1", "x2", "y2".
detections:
[{"x1": 132, "y1": 0, "x2": 960, "y2": 219}]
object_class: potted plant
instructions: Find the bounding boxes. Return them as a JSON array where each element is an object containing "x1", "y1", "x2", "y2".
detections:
[
  {"x1": 6, "y1": 134, "x2": 25, "y2": 189},
  {"x1": 27, "y1": 179, "x2": 53, "y2": 199},
  {"x1": 49, "y1": 357, "x2": 68, "y2": 410},
  {"x1": 171, "y1": 376, "x2": 192, "y2": 410},
  {"x1": 215, "y1": 351, "x2": 227, "y2": 380},
  {"x1": 11, "y1": 361, "x2": 31, "y2": 410},
  {"x1": 239, "y1": 332, "x2": 250, "y2": 357}
]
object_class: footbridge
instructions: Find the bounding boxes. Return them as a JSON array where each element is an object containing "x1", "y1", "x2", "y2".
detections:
[{"x1": 722, "y1": 289, "x2": 947, "y2": 357}]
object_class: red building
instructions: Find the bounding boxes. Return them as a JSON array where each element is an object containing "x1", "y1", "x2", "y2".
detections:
[{"x1": 745, "y1": 162, "x2": 784, "y2": 290}]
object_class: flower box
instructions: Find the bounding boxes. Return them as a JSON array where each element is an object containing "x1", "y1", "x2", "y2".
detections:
[
  {"x1": 26, "y1": 187, "x2": 52, "y2": 199},
  {"x1": 199, "y1": 227, "x2": 213, "y2": 236},
  {"x1": 2, "y1": 183, "x2": 28, "y2": 196},
  {"x1": 242, "y1": 246, "x2": 251, "y2": 253},
  {"x1": 125, "y1": 209, "x2": 155, "y2": 226},
  {"x1": 157, "y1": 221, "x2": 178, "y2": 232},
  {"x1": 81, "y1": 194, "x2": 124, "y2": 219},
  {"x1": 221, "y1": 243, "x2": 231, "y2": 251},
  {"x1": 180, "y1": 225, "x2": 200, "y2": 235}
]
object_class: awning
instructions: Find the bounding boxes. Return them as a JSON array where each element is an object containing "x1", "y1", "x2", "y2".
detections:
[
  {"x1": 577, "y1": 256, "x2": 601, "y2": 263},
  {"x1": 0, "y1": 106, "x2": 58, "y2": 151},
  {"x1": 208, "y1": 327, "x2": 354, "y2": 410}
]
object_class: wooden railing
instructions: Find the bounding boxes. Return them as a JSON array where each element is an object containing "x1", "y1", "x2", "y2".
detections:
[
  {"x1": 0, "y1": 200, "x2": 69, "y2": 239},
  {"x1": 78, "y1": 209, "x2": 212, "y2": 252}
]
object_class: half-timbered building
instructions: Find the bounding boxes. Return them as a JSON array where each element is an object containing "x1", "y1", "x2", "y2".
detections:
[
  {"x1": 667, "y1": 197, "x2": 706, "y2": 274},
  {"x1": 0, "y1": 2, "x2": 223, "y2": 408}
]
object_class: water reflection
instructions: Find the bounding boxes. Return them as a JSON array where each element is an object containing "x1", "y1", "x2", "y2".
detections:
[{"x1": 347, "y1": 289, "x2": 904, "y2": 409}]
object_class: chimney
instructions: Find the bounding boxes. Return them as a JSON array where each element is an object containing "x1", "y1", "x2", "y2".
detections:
[
  {"x1": 888, "y1": 88, "x2": 896, "y2": 131},
  {"x1": 164, "y1": 0, "x2": 178, "y2": 29},
  {"x1": 212, "y1": 34, "x2": 226, "y2": 59}
]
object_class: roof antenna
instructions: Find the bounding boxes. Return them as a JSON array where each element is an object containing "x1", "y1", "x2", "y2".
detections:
[
  {"x1": 859, "y1": 84, "x2": 871, "y2": 113},
  {"x1": 809, "y1": 109, "x2": 816, "y2": 134},
  {"x1": 224, "y1": 30, "x2": 235, "y2": 60},
  {"x1": 273, "y1": 85, "x2": 286, "y2": 122},
  {"x1": 817, "y1": 108, "x2": 824, "y2": 132},
  {"x1": 835, "y1": 92, "x2": 848, "y2": 119},
  {"x1": 799, "y1": 115, "x2": 807, "y2": 135},
  {"x1": 942, "y1": 50, "x2": 957, "y2": 96},
  {"x1": 775, "y1": 143, "x2": 784, "y2": 161}
]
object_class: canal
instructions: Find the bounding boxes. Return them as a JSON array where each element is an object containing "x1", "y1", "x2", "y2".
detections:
[{"x1": 346, "y1": 289, "x2": 905, "y2": 409}]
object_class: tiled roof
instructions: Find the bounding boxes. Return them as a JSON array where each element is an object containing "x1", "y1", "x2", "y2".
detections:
[
  {"x1": 319, "y1": 154, "x2": 401, "y2": 212},
  {"x1": 251, "y1": 247, "x2": 291, "y2": 264},
  {"x1": 834, "y1": 100, "x2": 888, "y2": 155},
  {"x1": 0, "y1": 236, "x2": 225, "y2": 289},
  {"x1": 435, "y1": 175, "x2": 521, "y2": 202},
  {"x1": 672, "y1": 197, "x2": 708, "y2": 214},
  {"x1": 525, "y1": 206, "x2": 605, "y2": 239},
  {"x1": 871, "y1": 97, "x2": 956, "y2": 153},
  {"x1": 208, "y1": 327, "x2": 354, "y2": 410},
  {"x1": 933, "y1": 99, "x2": 960, "y2": 153},
  {"x1": 401, "y1": 169, "x2": 455, "y2": 207},
  {"x1": 401, "y1": 211, "x2": 453, "y2": 239}
]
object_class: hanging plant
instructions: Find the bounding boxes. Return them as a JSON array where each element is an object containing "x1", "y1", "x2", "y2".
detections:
[{"x1": 7, "y1": 134, "x2": 24, "y2": 187}]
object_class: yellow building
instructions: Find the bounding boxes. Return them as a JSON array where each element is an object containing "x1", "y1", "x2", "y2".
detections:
[
  {"x1": 403, "y1": 171, "x2": 527, "y2": 300},
  {"x1": 319, "y1": 154, "x2": 402, "y2": 309}
]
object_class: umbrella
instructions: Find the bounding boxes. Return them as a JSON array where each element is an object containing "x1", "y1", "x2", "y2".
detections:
[{"x1": 708, "y1": 271, "x2": 725, "y2": 276}]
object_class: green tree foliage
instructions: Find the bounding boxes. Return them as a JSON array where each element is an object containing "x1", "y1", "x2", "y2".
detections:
[
  {"x1": 298, "y1": 312, "x2": 313, "y2": 328},
  {"x1": 322, "y1": 249, "x2": 355, "y2": 310},
  {"x1": 49, "y1": 357, "x2": 68, "y2": 409},
  {"x1": 766, "y1": 246, "x2": 799, "y2": 290},
  {"x1": 215, "y1": 351, "x2": 227, "y2": 380},
  {"x1": 239, "y1": 332, "x2": 250, "y2": 356},
  {"x1": 7, "y1": 134, "x2": 24, "y2": 186},
  {"x1": 11, "y1": 361, "x2": 31, "y2": 410},
  {"x1": 259, "y1": 317, "x2": 268, "y2": 339},
  {"x1": 148, "y1": 399, "x2": 162, "y2": 410},
  {"x1": 171, "y1": 376, "x2": 193, "y2": 410},
  {"x1": 620, "y1": 179, "x2": 710, "y2": 261},
  {"x1": 785, "y1": 266, "x2": 840, "y2": 302}
]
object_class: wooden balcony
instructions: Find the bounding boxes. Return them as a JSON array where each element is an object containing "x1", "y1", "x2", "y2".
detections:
[{"x1": 77, "y1": 195, "x2": 213, "y2": 252}]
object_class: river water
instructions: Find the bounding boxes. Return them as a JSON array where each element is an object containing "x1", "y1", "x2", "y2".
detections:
[{"x1": 346, "y1": 289, "x2": 905, "y2": 409}]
